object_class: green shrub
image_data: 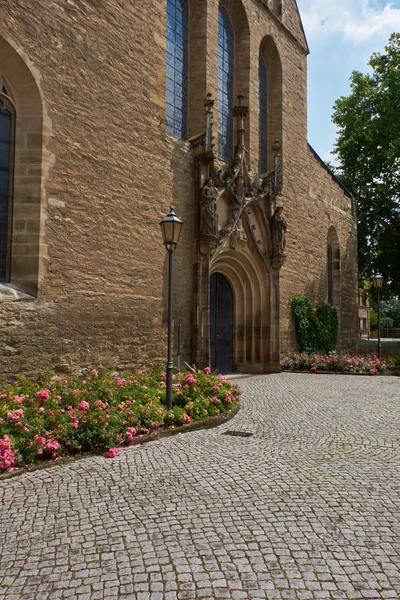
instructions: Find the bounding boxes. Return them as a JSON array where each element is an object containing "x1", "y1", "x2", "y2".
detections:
[
  {"x1": 289, "y1": 296, "x2": 317, "y2": 352},
  {"x1": 290, "y1": 296, "x2": 338, "y2": 353}
]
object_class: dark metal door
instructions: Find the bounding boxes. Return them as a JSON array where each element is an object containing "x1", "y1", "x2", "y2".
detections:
[{"x1": 210, "y1": 272, "x2": 233, "y2": 374}]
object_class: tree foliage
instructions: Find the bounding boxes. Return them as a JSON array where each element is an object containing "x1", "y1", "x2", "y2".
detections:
[{"x1": 332, "y1": 34, "x2": 400, "y2": 295}]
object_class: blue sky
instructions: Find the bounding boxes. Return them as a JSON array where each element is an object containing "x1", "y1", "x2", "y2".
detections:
[{"x1": 296, "y1": 0, "x2": 400, "y2": 164}]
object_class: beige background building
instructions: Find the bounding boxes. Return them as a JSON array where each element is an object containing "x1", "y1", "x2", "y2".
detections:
[{"x1": 0, "y1": 0, "x2": 358, "y2": 377}]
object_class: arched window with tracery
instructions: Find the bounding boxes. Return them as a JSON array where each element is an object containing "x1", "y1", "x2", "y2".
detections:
[
  {"x1": 166, "y1": 0, "x2": 188, "y2": 138},
  {"x1": 259, "y1": 36, "x2": 282, "y2": 176},
  {"x1": 218, "y1": 7, "x2": 234, "y2": 162},
  {"x1": 0, "y1": 78, "x2": 15, "y2": 281},
  {"x1": 258, "y1": 53, "x2": 268, "y2": 174}
]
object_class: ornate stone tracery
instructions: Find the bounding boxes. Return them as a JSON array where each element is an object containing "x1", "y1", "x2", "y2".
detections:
[{"x1": 190, "y1": 92, "x2": 286, "y2": 374}]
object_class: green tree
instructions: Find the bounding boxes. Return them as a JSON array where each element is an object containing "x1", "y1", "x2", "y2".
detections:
[
  {"x1": 381, "y1": 296, "x2": 400, "y2": 327},
  {"x1": 332, "y1": 34, "x2": 400, "y2": 296},
  {"x1": 370, "y1": 296, "x2": 400, "y2": 332}
]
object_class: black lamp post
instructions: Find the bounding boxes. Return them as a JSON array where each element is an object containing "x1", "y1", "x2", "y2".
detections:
[
  {"x1": 160, "y1": 206, "x2": 183, "y2": 410},
  {"x1": 372, "y1": 272, "x2": 384, "y2": 359}
]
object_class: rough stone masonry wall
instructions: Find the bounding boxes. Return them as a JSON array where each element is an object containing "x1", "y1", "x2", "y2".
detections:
[
  {"x1": 279, "y1": 149, "x2": 358, "y2": 353},
  {"x1": 0, "y1": 0, "x2": 194, "y2": 377},
  {"x1": 0, "y1": 0, "x2": 358, "y2": 377}
]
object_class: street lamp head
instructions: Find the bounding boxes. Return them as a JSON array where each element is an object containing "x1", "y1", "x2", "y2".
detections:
[
  {"x1": 160, "y1": 206, "x2": 183, "y2": 252},
  {"x1": 372, "y1": 272, "x2": 384, "y2": 289}
]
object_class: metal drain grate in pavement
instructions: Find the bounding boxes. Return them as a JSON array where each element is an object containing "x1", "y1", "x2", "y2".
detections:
[{"x1": 223, "y1": 430, "x2": 254, "y2": 438}]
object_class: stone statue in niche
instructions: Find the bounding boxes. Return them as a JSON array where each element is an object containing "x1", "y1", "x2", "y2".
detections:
[
  {"x1": 200, "y1": 177, "x2": 223, "y2": 238},
  {"x1": 229, "y1": 218, "x2": 247, "y2": 251},
  {"x1": 271, "y1": 205, "x2": 287, "y2": 256}
]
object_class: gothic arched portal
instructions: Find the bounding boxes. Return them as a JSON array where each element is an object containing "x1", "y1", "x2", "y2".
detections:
[{"x1": 210, "y1": 246, "x2": 276, "y2": 374}]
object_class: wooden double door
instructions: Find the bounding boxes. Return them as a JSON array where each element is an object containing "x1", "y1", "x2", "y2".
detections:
[{"x1": 210, "y1": 273, "x2": 233, "y2": 374}]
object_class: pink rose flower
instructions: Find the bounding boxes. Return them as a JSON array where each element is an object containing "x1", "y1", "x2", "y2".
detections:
[
  {"x1": 43, "y1": 439, "x2": 60, "y2": 453},
  {"x1": 125, "y1": 427, "x2": 137, "y2": 442},
  {"x1": 35, "y1": 390, "x2": 50, "y2": 406},
  {"x1": 185, "y1": 374, "x2": 196, "y2": 385},
  {"x1": 210, "y1": 396, "x2": 220, "y2": 404},
  {"x1": 96, "y1": 400, "x2": 107, "y2": 409},
  {"x1": 78, "y1": 401, "x2": 90, "y2": 412},
  {"x1": 105, "y1": 448, "x2": 120, "y2": 458},
  {"x1": 31, "y1": 435, "x2": 46, "y2": 447},
  {"x1": 183, "y1": 413, "x2": 192, "y2": 424},
  {"x1": 7, "y1": 409, "x2": 24, "y2": 423}
]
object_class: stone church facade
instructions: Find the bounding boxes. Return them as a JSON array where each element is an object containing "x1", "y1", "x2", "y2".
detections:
[{"x1": 0, "y1": 0, "x2": 358, "y2": 377}]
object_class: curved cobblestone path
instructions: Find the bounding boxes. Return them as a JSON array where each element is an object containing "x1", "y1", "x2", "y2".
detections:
[{"x1": 1, "y1": 373, "x2": 400, "y2": 600}]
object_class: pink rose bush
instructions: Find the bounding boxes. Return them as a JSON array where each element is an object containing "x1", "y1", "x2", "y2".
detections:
[
  {"x1": 0, "y1": 367, "x2": 240, "y2": 471},
  {"x1": 0, "y1": 435, "x2": 14, "y2": 471},
  {"x1": 280, "y1": 350, "x2": 397, "y2": 375}
]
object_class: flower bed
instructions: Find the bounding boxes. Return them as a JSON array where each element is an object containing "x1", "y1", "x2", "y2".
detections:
[
  {"x1": 280, "y1": 350, "x2": 398, "y2": 374},
  {"x1": 0, "y1": 367, "x2": 240, "y2": 474}
]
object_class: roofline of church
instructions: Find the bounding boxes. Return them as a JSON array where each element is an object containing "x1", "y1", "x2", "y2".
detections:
[
  {"x1": 308, "y1": 144, "x2": 353, "y2": 199},
  {"x1": 258, "y1": 0, "x2": 310, "y2": 55},
  {"x1": 293, "y1": 0, "x2": 310, "y2": 54}
]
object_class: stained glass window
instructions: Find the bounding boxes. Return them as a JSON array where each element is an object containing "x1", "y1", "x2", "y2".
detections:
[
  {"x1": 259, "y1": 53, "x2": 268, "y2": 174},
  {"x1": 166, "y1": 0, "x2": 188, "y2": 138},
  {"x1": 218, "y1": 7, "x2": 234, "y2": 163},
  {"x1": 0, "y1": 82, "x2": 13, "y2": 280}
]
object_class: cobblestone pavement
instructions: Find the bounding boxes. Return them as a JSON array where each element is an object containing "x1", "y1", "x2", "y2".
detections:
[{"x1": 1, "y1": 373, "x2": 400, "y2": 600}]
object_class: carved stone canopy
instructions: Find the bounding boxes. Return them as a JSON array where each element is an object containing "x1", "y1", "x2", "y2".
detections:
[{"x1": 191, "y1": 92, "x2": 285, "y2": 267}]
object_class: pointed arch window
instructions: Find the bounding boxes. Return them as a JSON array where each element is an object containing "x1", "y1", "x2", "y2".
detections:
[
  {"x1": 327, "y1": 227, "x2": 341, "y2": 307},
  {"x1": 218, "y1": 7, "x2": 234, "y2": 162},
  {"x1": 0, "y1": 80, "x2": 14, "y2": 281},
  {"x1": 327, "y1": 243, "x2": 333, "y2": 305},
  {"x1": 259, "y1": 53, "x2": 268, "y2": 174},
  {"x1": 166, "y1": 0, "x2": 188, "y2": 139}
]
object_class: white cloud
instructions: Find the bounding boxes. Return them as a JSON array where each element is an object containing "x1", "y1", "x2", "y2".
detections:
[
  {"x1": 295, "y1": 0, "x2": 400, "y2": 161},
  {"x1": 298, "y1": 0, "x2": 400, "y2": 43}
]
